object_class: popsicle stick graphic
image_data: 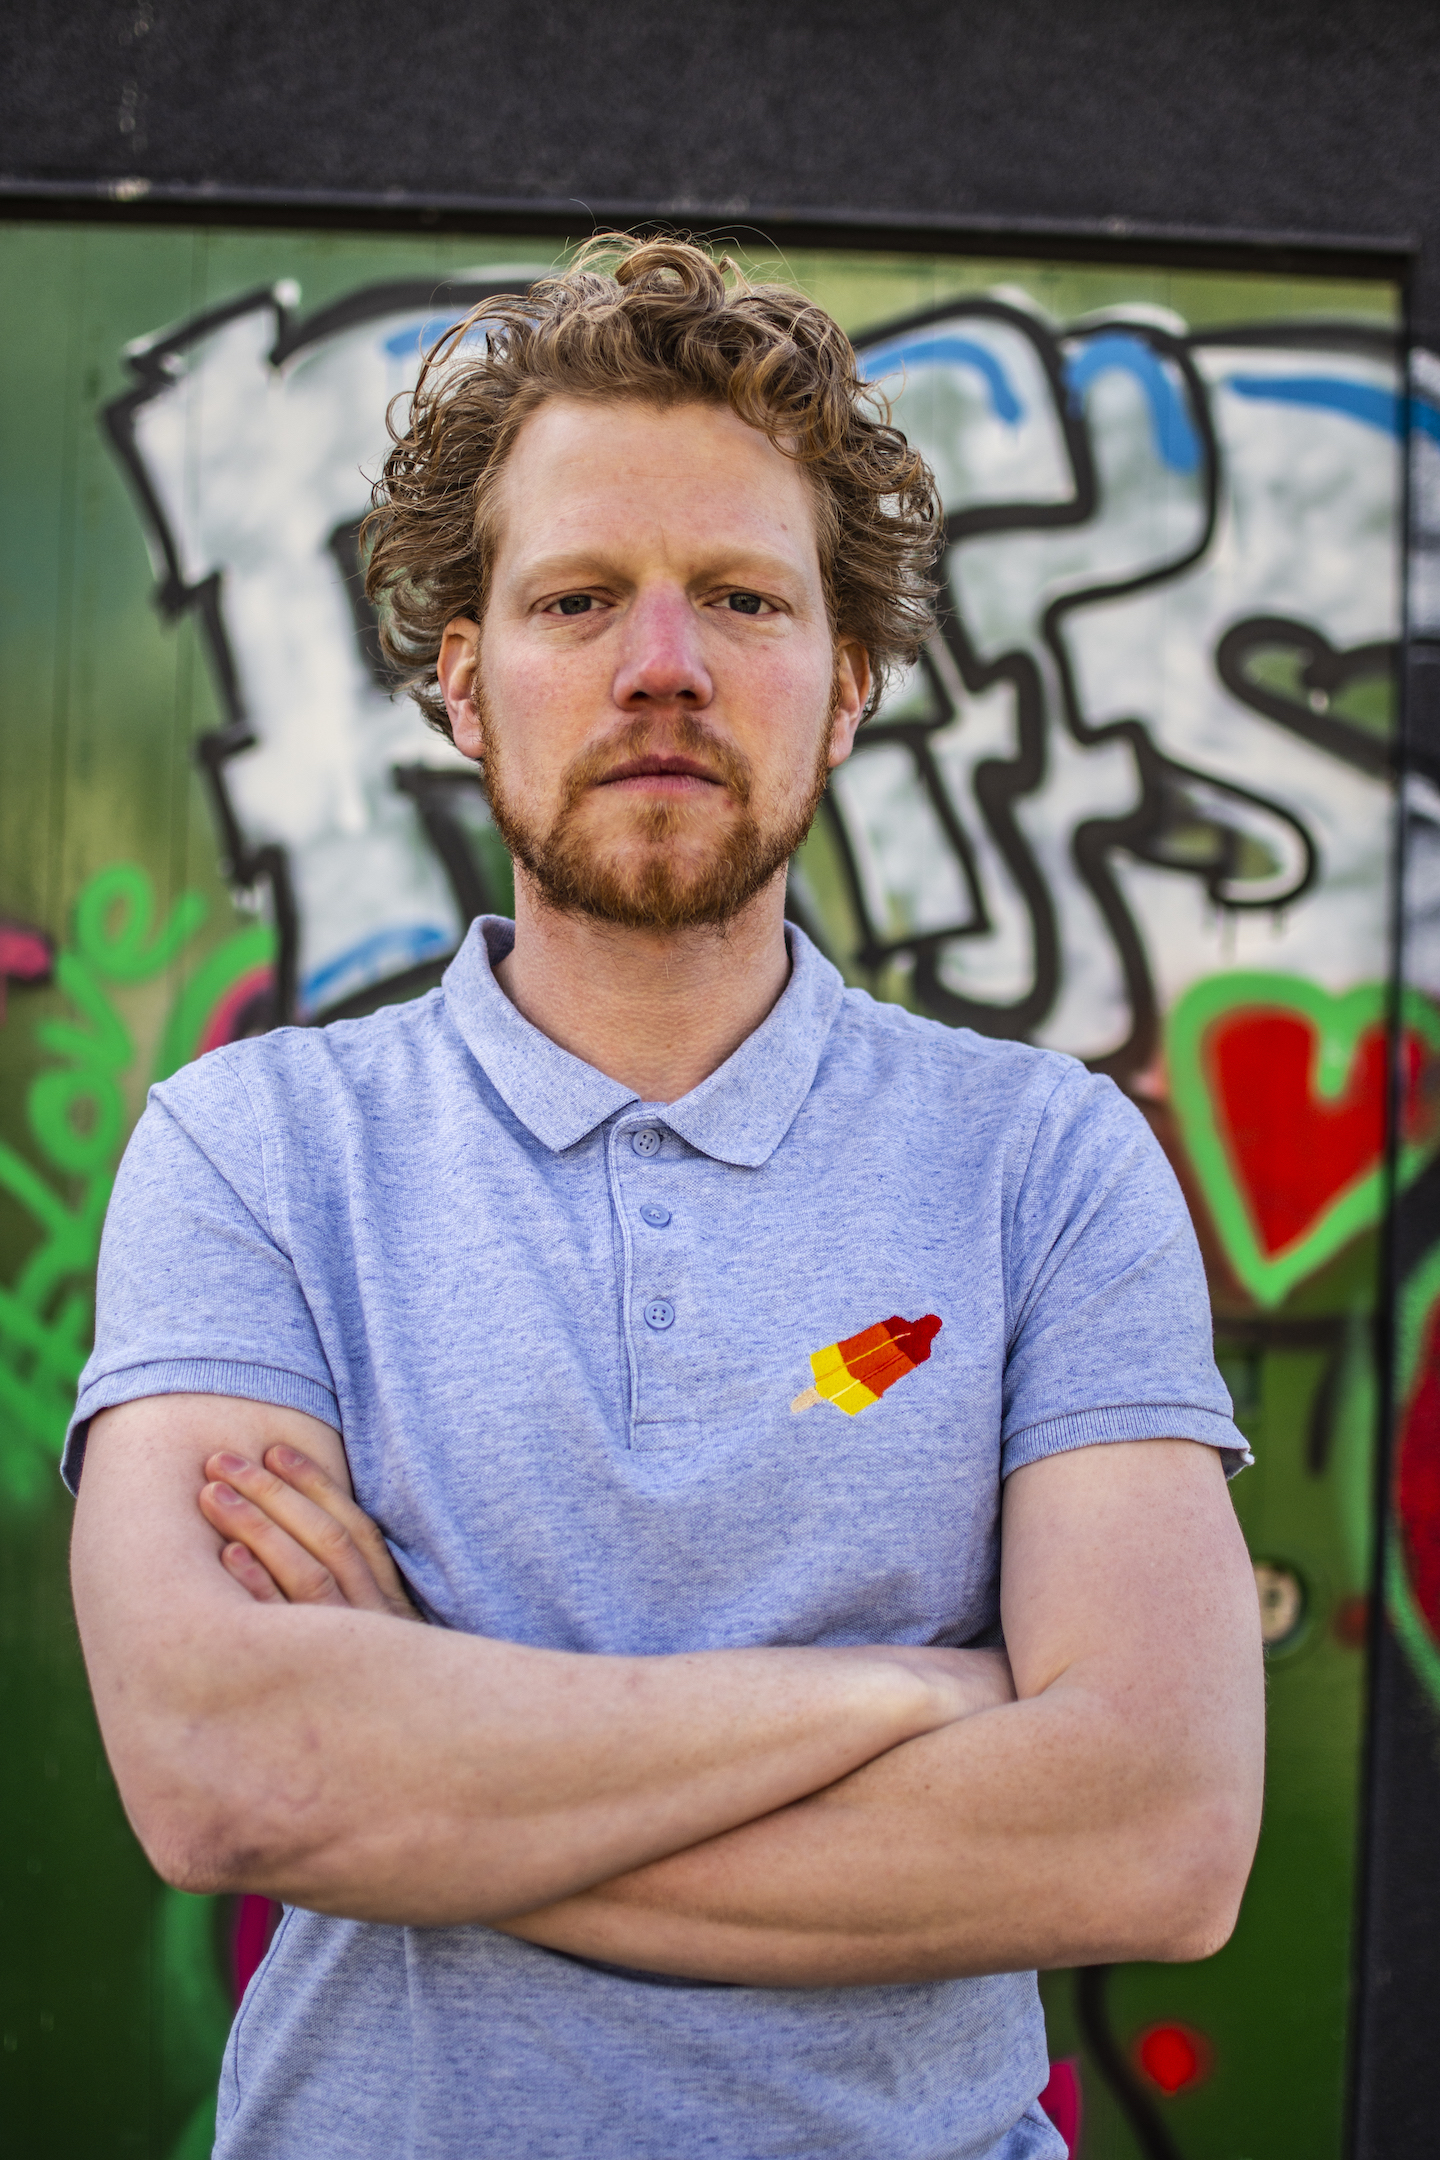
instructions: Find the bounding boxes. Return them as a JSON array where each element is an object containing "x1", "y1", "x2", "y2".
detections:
[{"x1": 792, "y1": 1313, "x2": 943, "y2": 1417}]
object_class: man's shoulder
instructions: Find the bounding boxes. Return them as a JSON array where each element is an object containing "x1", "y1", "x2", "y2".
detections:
[
  {"x1": 152, "y1": 987, "x2": 455, "y2": 1127},
  {"x1": 819, "y1": 988, "x2": 1151, "y2": 1194},
  {"x1": 829, "y1": 983, "x2": 1098, "y2": 1111}
]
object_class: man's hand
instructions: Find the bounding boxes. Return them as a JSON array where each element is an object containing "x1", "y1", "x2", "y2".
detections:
[{"x1": 197, "y1": 1443, "x2": 421, "y2": 1622}]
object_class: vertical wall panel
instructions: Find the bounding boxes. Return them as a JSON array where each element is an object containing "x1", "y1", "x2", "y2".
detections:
[{"x1": 1351, "y1": 349, "x2": 1440, "y2": 2159}]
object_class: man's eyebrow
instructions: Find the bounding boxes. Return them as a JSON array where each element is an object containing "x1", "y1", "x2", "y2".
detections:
[
  {"x1": 511, "y1": 548, "x2": 811, "y2": 591},
  {"x1": 507, "y1": 551, "x2": 624, "y2": 587}
]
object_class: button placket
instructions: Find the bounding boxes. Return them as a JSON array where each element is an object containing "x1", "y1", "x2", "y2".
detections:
[{"x1": 609, "y1": 1118, "x2": 693, "y2": 1447}]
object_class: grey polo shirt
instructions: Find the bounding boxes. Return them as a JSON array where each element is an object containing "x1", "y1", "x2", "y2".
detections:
[{"x1": 66, "y1": 917, "x2": 1243, "y2": 2160}]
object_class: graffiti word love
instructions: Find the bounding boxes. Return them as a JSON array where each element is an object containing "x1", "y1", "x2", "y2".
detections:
[{"x1": 0, "y1": 864, "x2": 205, "y2": 1503}]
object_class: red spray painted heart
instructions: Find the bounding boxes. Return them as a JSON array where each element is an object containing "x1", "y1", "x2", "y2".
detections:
[
  {"x1": 1210, "y1": 1012, "x2": 1409, "y2": 1257},
  {"x1": 1168, "y1": 974, "x2": 1440, "y2": 1307}
]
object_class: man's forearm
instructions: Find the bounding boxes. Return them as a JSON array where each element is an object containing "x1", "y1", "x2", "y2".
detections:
[
  {"x1": 499, "y1": 1665, "x2": 1258, "y2": 1988},
  {"x1": 87, "y1": 1600, "x2": 984, "y2": 1927}
]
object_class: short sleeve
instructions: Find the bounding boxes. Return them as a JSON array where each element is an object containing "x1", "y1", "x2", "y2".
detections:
[
  {"x1": 1000, "y1": 1063, "x2": 1248, "y2": 1479},
  {"x1": 61, "y1": 1054, "x2": 340, "y2": 1493}
]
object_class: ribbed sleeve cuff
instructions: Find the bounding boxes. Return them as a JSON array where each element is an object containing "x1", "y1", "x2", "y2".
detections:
[
  {"x1": 1001, "y1": 1401, "x2": 1252, "y2": 1481},
  {"x1": 62, "y1": 1359, "x2": 341, "y2": 1493}
]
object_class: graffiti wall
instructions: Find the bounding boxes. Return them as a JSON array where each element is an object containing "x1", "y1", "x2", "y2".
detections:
[{"x1": 0, "y1": 219, "x2": 1414, "y2": 2157}]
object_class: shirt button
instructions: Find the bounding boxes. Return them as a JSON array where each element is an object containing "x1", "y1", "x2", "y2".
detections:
[
  {"x1": 631, "y1": 1127, "x2": 663, "y2": 1157},
  {"x1": 640, "y1": 1203, "x2": 671, "y2": 1227},
  {"x1": 643, "y1": 1299, "x2": 675, "y2": 1331}
]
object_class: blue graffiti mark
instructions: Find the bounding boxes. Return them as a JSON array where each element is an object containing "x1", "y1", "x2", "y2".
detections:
[
  {"x1": 859, "y1": 336, "x2": 1024, "y2": 426},
  {"x1": 1225, "y1": 373, "x2": 1440, "y2": 448},
  {"x1": 381, "y1": 315, "x2": 488, "y2": 361},
  {"x1": 1063, "y1": 335, "x2": 1200, "y2": 475},
  {"x1": 300, "y1": 922, "x2": 453, "y2": 1015}
]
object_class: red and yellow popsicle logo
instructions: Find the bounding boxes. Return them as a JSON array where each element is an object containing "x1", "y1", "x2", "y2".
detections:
[{"x1": 791, "y1": 1312, "x2": 943, "y2": 1418}]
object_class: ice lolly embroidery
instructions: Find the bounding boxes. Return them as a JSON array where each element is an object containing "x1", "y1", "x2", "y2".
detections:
[{"x1": 791, "y1": 1313, "x2": 943, "y2": 1417}]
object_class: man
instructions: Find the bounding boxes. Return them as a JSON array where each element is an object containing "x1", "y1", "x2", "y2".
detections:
[{"x1": 68, "y1": 237, "x2": 1263, "y2": 2160}]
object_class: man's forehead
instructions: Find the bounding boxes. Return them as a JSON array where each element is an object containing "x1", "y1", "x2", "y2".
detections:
[
  {"x1": 509, "y1": 390, "x2": 789, "y2": 463},
  {"x1": 494, "y1": 393, "x2": 817, "y2": 551}
]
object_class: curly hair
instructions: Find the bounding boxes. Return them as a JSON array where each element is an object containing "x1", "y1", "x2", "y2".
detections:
[{"x1": 363, "y1": 233, "x2": 943, "y2": 740}]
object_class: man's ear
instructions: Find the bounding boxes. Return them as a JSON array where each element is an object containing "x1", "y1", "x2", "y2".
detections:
[
  {"x1": 437, "y1": 618, "x2": 484, "y2": 759},
  {"x1": 827, "y1": 638, "x2": 871, "y2": 769}
]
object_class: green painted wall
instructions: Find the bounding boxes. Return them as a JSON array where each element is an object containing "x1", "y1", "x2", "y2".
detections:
[{"x1": 0, "y1": 218, "x2": 1406, "y2": 2156}]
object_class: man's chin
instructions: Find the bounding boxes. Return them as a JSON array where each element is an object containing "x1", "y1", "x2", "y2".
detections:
[
  {"x1": 528, "y1": 855, "x2": 780, "y2": 933},
  {"x1": 487, "y1": 772, "x2": 819, "y2": 933}
]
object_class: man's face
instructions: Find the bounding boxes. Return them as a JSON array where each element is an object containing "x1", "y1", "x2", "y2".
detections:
[{"x1": 438, "y1": 395, "x2": 868, "y2": 931}]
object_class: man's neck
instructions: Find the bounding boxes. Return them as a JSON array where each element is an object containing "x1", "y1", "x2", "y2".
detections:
[{"x1": 492, "y1": 871, "x2": 792, "y2": 1103}]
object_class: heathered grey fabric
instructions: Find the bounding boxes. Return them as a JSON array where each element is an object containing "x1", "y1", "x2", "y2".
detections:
[{"x1": 66, "y1": 918, "x2": 1244, "y2": 2159}]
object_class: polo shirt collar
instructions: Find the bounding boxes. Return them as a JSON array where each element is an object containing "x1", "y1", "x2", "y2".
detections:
[{"x1": 443, "y1": 916, "x2": 845, "y2": 1168}]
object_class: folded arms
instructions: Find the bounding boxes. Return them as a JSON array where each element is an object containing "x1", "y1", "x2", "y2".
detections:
[{"x1": 70, "y1": 1394, "x2": 1264, "y2": 1986}]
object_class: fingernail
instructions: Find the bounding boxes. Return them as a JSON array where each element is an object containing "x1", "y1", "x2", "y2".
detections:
[
  {"x1": 209, "y1": 1482, "x2": 243, "y2": 1509},
  {"x1": 271, "y1": 1446, "x2": 306, "y2": 1471},
  {"x1": 214, "y1": 1452, "x2": 250, "y2": 1477}
]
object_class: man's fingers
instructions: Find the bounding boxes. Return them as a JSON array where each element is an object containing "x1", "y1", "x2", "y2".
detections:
[
  {"x1": 198, "y1": 1479, "x2": 354, "y2": 1610},
  {"x1": 220, "y1": 1540, "x2": 286, "y2": 1604},
  {"x1": 199, "y1": 1450, "x2": 413, "y2": 1617},
  {"x1": 261, "y1": 1444, "x2": 417, "y2": 1615}
]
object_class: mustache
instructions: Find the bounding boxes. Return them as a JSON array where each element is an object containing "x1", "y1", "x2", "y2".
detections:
[{"x1": 558, "y1": 715, "x2": 753, "y2": 813}]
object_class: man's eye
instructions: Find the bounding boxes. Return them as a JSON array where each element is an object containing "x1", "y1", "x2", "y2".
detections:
[
  {"x1": 726, "y1": 593, "x2": 766, "y2": 615},
  {"x1": 555, "y1": 594, "x2": 593, "y2": 616}
]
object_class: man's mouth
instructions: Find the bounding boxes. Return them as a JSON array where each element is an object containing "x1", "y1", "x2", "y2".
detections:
[{"x1": 594, "y1": 754, "x2": 729, "y2": 795}]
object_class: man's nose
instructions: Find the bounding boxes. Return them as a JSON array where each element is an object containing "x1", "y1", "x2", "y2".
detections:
[{"x1": 611, "y1": 587, "x2": 714, "y2": 708}]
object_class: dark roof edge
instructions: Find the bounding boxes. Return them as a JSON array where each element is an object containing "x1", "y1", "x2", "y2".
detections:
[{"x1": 0, "y1": 174, "x2": 1415, "y2": 279}]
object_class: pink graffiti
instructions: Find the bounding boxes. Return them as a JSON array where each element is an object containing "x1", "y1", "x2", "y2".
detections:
[
  {"x1": 0, "y1": 921, "x2": 54, "y2": 1024},
  {"x1": 198, "y1": 966, "x2": 275, "y2": 1056},
  {"x1": 1038, "y1": 2057, "x2": 1082, "y2": 2154}
]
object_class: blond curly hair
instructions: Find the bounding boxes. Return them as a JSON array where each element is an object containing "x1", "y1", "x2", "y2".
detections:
[{"x1": 363, "y1": 234, "x2": 942, "y2": 739}]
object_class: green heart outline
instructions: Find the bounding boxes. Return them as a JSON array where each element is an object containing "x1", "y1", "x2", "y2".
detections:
[{"x1": 1166, "y1": 971, "x2": 1440, "y2": 1309}]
